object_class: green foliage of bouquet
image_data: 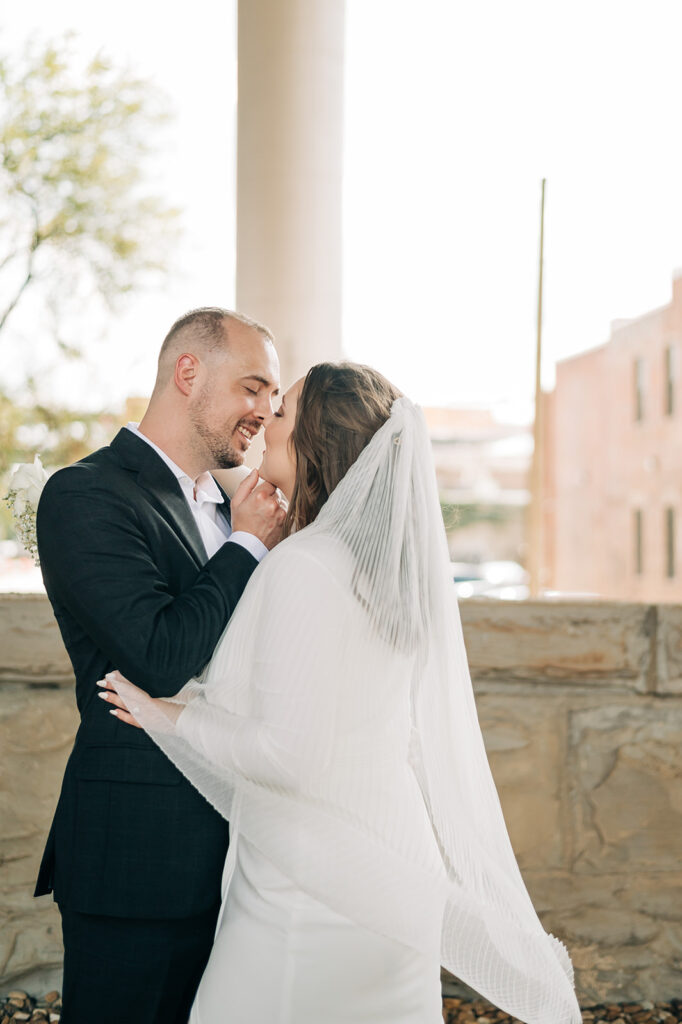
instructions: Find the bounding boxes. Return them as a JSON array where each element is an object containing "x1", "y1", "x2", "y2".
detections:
[{"x1": 4, "y1": 455, "x2": 49, "y2": 565}]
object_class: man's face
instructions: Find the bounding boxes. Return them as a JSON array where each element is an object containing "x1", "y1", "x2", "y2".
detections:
[{"x1": 189, "y1": 324, "x2": 280, "y2": 469}]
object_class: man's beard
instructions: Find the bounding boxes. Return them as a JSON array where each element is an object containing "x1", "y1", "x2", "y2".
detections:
[
  {"x1": 198, "y1": 428, "x2": 243, "y2": 469},
  {"x1": 190, "y1": 392, "x2": 247, "y2": 469}
]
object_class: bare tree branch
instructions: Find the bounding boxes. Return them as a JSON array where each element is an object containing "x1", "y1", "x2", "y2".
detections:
[
  {"x1": 0, "y1": 35, "x2": 179, "y2": 350},
  {"x1": 0, "y1": 265, "x2": 34, "y2": 332}
]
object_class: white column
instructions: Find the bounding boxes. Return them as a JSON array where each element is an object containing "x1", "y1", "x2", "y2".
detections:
[{"x1": 236, "y1": 0, "x2": 346, "y2": 391}]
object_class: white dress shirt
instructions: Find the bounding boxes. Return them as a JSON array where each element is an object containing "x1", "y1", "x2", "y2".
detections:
[{"x1": 126, "y1": 423, "x2": 267, "y2": 564}]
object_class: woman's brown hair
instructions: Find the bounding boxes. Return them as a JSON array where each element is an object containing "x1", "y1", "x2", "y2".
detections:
[{"x1": 283, "y1": 362, "x2": 402, "y2": 538}]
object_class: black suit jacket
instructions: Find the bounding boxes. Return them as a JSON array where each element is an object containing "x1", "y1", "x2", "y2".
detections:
[{"x1": 34, "y1": 428, "x2": 259, "y2": 919}]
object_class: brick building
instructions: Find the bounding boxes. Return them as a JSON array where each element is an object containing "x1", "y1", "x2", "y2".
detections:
[{"x1": 545, "y1": 274, "x2": 682, "y2": 601}]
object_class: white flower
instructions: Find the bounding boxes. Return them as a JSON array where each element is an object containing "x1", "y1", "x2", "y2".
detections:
[
  {"x1": 9, "y1": 455, "x2": 49, "y2": 497},
  {"x1": 26, "y1": 481, "x2": 44, "y2": 507}
]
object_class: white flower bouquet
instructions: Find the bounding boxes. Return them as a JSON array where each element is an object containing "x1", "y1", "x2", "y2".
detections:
[{"x1": 4, "y1": 455, "x2": 50, "y2": 566}]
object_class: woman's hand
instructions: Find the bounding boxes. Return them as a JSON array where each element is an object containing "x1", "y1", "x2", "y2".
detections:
[{"x1": 97, "y1": 671, "x2": 183, "y2": 731}]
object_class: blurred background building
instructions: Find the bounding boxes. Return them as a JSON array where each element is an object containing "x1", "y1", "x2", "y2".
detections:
[
  {"x1": 544, "y1": 272, "x2": 682, "y2": 602},
  {"x1": 424, "y1": 407, "x2": 531, "y2": 595}
]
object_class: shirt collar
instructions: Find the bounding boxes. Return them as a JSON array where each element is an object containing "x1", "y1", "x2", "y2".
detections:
[
  {"x1": 126, "y1": 423, "x2": 224, "y2": 505},
  {"x1": 192, "y1": 472, "x2": 223, "y2": 505}
]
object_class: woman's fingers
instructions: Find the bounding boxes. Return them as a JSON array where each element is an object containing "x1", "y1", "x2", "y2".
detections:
[
  {"x1": 109, "y1": 708, "x2": 143, "y2": 729},
  {"x1": 98, "y1": 689, "x2": 127, "y2": 711},
  {"x1": 231, "y1": 468, "x2": 259, "y2": 509},
  {"x1": 96, "y1": 672, "x2": 143, "y2": 728}
]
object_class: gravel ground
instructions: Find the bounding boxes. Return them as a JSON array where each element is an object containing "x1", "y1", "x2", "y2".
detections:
[
  {"x1": 2, "y1": 991, "x2": 681, "y2": 1022},
  {"x1": 443, "y1": 997, "x2": 682, "y2": 1024},
  {"x1": 0, "y1": 990, "x2": 61, "y2": 1022}
]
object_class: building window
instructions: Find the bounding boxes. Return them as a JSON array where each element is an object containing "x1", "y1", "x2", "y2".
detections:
[
  {"x1": 665, "y1": 508, "x2": 676, "y2": 578},
  {"x1": 664, "y1": 345, "x2": 676, "y2": 416},
  {"x1": 634, "y1": 358, "x2": 645, "y2": 421},
  {"x1": 634, "y1": 509, "x2": 643, "y2": 575}
]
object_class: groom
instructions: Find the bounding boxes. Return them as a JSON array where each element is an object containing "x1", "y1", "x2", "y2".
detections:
[{"x1": 35, "y1": 308, "x2": 284, "y2": 1024}]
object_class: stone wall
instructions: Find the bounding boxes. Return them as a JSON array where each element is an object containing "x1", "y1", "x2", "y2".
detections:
[
  {"x1": 0, "y1": 596, "x2": 76, "y2": 995},
  {"x1": 1, "y1": 594, "x2": 681, "y2": 1003}
]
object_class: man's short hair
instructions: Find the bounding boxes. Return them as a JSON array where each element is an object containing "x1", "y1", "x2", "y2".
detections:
[{"x1": 159, "y1": 307, "x2": 274, "y2": 366}]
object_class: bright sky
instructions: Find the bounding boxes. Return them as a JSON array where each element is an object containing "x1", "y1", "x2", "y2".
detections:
[{"x1": 4, "y1": 0, "x2": 682, "y2": 421}]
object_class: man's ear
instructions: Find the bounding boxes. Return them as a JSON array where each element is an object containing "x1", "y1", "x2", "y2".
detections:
[{"x1": 175, "y1": 353, "x2": 198, "y2": 397}]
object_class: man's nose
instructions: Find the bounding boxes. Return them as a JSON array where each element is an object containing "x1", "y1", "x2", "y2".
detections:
[
  {"x1": 262, "y1": 400, "x2": 281, "y2": 429},
  {"x1": 256, "y1": 391, "x2": 278, "y2": 419}
]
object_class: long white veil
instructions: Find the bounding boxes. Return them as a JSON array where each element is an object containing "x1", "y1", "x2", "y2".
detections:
[{"x1": 117, "y1": 397, "x2": 581, "y2": 1024}]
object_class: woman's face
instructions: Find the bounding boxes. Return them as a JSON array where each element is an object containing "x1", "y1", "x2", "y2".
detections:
[{"x1": 259, "y1": 377, "x2": 304, "y2": 498}]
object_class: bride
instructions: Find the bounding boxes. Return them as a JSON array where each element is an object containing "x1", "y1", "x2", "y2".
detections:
[{"x1": 101, "y1": 361, "x2": 581, "y2": 1024}]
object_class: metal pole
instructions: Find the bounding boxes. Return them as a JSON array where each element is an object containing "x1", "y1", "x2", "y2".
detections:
[{"x1": 528, "y1": 179, "x2": 546, "y2": 597}]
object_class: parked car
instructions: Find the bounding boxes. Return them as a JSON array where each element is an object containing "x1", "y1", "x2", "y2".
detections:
[{"x1": 450, "y1": 560, "x2": 529, "y2": 600}]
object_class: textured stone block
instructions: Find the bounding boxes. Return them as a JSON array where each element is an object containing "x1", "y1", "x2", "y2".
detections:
[
  {"x1": 0, "y1": 904, "x2": 63, "y2": 990},
  {"x1": 477, "y1": 695, "x2": 567, "y2": 870},
  {"x1": 657, "y1": 605, "x2": 682, "y2": 695},
  {"x1": 0, "y1": 596, "x2": 73, "y2": 684},
  {"x1": 0, "y1": 688, "x2": 76, "y2": 888},
  {"x1": 559, "y1": 907, "x2": 660, "y2": 946},
  {"x1": 524, "y1": 869, "x2": 614, "y2": 916},
  {"x1": 568, "y1": 702, "x2": 682, "y2": 874},
  {"x1": 460, "y1": 600, "x2": 653, "y2": 691},
  {"x1": 620, "y1": 874, "x2": 682, "y2": 922},
  {"x1": 0, "y1": 686, "x2": 77, "y2": 984}
]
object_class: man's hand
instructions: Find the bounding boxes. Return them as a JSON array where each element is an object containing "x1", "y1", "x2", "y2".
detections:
[{"x1": 231, "y1": 470, "x2": 286, "y2": 550}]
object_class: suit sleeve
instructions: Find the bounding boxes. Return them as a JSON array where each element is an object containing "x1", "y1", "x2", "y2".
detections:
[{"x1": 37, "y1": 467, "x2": 259, "y2": 696}]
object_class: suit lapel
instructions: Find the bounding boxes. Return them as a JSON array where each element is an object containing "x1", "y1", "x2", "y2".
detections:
[{"x1": 110, "y1": 429, "x2": 208, "y2": 567}]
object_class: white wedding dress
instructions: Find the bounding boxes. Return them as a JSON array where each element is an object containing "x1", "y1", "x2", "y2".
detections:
[
  {"x1": 192, "y1": 838, "x2": 443, "y2": 1024},
  {"x1": 120, "y1": 399, "x2": 581, "y2": 1024},
  {"x1": 178, "y1": 540, "x2": 446, "y2": 1023}
]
